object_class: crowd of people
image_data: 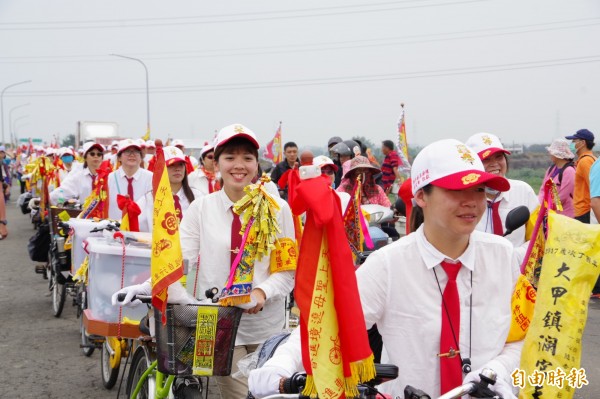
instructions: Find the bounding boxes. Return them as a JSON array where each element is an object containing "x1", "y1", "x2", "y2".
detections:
[{"x1": 0, "y1": 126, "x2": 598, "y2": 398}]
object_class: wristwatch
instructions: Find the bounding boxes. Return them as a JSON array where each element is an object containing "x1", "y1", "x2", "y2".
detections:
[{"x1": 0, "y1": 220, "x2": 6, "y2": 225}]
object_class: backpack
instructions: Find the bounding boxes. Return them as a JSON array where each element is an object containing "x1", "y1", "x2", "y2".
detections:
[{"x1": 548, "y1": 161, "x2": 575, "y2": 186}]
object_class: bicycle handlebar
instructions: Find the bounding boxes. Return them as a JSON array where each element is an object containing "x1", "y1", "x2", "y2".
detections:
[{"x1": 116, "y1": 293, "x2": 153, "y2": 304}]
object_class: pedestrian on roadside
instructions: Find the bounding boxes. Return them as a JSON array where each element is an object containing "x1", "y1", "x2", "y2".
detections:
[
  {"x1": 0, "y1": 145, "x2": 12, "y2": 201},
  {"x1": 565, "y1": 129, "x2": 597, "y2": 223},
  {"x1": 381, "y1": 140, "x2": 403, "y2": 195},
  {"x1": 537, "y1": 138, "x2": 575, "y2": 217},
  {"x1": 0, "y1": 179, "x2": 7, "y2": 240}
]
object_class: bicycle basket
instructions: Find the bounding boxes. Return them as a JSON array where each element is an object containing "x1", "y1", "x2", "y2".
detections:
[{"x1": 155, "y1": 304, "x2": 243, "y2": 376}]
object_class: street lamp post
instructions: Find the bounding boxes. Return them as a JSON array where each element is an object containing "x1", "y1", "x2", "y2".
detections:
[
  {"x1": 1, "y1": 80, "x2": 32, "y2": 146},
  {"x1": 9, "y1": 103, "x2": 30, "y2": 147},
  {"x1": 110, "y1": 54, "x2": 150, "y2": 139},
  {"x1": 12, "y1": 115, "x2": 29, "y2": 143}
]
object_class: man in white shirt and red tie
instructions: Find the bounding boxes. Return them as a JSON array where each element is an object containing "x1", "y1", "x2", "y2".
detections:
[
  {"x1": 249, "y1": 139, "x2": 521, "y2": 399},
  {"x1": 106, "y1": 139, "x2": 153, "y2": 221}
]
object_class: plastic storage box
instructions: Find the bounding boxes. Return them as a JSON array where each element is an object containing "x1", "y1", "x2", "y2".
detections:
[
  {"x1": 68, "y1": 218, "x2": 104, "y2": 275},
  {"x1": 86, "y1": 236, "x2": 151, "y2": 323}
]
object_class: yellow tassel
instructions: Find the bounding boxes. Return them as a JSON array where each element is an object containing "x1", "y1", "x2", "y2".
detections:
[
  {"x1": 349, "y1": 354, "x2": 376, "y2": 384},
  {"x1": 218, "y1": 294, "x2": 251, "y2": 307},
  {"x1": 344, "y1": 377, "x2": 360, "y2": 399},
  {"x1": 301, "y1": 375, "x2": 319, "y2": 399}
]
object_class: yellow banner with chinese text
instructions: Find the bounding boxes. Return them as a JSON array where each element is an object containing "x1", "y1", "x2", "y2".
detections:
[
  {"x1": 192, "y1": 306, "x2": 219, "y2": 376},
  {"x1": 517, "y1": 213, "x2": 600, "y2": 398}
]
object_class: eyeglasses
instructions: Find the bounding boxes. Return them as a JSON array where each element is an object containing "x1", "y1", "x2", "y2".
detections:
[
  {"x1": 205, "y1": 154, "x2": 214, "y2": 160},
  {"x1": 88, "y1": 152, "x2": 103, "y2": 157},
  {"x1": 122, "y1": 149, "x2": 140, "y2": 156}
]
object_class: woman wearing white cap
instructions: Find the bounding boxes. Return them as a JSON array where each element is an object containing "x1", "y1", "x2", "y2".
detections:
[
  {"x1": 249, "y1": 139, "x2": 521, "y2": 399},
  {"x1": 538, "y1": 138, "x2": 575, "y2": 217},
  {"x1": 187, "y1": 144, "x2": 220, "y2": 196},
  {"x1": 136, "y1": 146, "x2": 201, "y2": 232},
  {"x1": 49, "y1": 142, "x2": 105, "y2": 205},
  {"x1": 106, "y1": 139, "x2": 153, "y2": 221},
  {"x1": 465, "y1": 133, "x2": 538, "y2": 263},
  {"x1": 114, "y1": 124, "x2": 295, "y2": 398}
]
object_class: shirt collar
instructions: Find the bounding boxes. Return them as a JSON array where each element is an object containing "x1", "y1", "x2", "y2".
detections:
[
  {"x1": 217, "y1": 189, "x2": 235, "y2": 213},
  {"x1": 415, "y1": 225, "x2": 475, "y2": 272},
  {"x1": 117, "y1": 167, "x2": 141, "y2": 180}
]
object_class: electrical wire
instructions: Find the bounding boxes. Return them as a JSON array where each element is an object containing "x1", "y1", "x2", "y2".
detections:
[
  {"x1": 0, "y1": 0, "x2": 491, "y2": 30},
  {"x1": 1, "y1": 17, "x2": 597, "y2": 64},
  {"x1": 5, "y1": 54, "x2": 599, "y2": 98}
]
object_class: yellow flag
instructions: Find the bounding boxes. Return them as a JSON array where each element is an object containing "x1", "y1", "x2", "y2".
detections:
[
  {"x1": 517, "y1": 213, "x2": 600, "y2": 398},
  {"x1": 151, "y1": 147, "x2": 184, "y2": 321}
]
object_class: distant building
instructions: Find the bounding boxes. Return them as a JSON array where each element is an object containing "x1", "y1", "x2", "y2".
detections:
[{"x1": 505, "y1": 144, "x2": 524, "y2": 154}]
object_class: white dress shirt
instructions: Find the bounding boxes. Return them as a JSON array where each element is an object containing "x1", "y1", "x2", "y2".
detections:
[
  {"x1": 476, "y1": 179, "x2": 538, "y2": 263},
  {"x1": 107, "y1": 167, "x2": 153, "y2": 221},
  {"x1": 179, "y1": 189, "x2": 295, "y2": 345},
  {"x1": 187, "y1": 168, "x2": 219, "y2": 197},
  {"x1": 356, "y1": 226, "x2": 521, "y2": 397},
  {"x1": 49, "y1": 167, "x2": 96, "y2": 205},
  {"x1": 136, "y1": 187, "x2": 201, "y2": 232}
]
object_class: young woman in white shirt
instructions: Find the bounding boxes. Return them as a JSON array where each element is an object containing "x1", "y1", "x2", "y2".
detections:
[{"x1": 114, "y1": 125, "x2": 295, "y2": 399}]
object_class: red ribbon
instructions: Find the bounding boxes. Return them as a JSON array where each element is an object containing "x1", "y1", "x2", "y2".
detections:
[{"x1": 117, "y1": 194, "x2": 141, "y2": 232}]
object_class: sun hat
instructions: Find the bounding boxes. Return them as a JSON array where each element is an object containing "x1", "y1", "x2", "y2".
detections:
[
  {"x1": 465, "y1": 133, "x2": 511, "y2": 161},
  {"x1": 565, "y1": 128, "x2": 595, "y2": 142},
  {"x1": 546, "y1": 138, "x2": 574, "y2": 160},
  {"x1": 117, "y1": 139, "x2": 142, "y2": 155},
  {"x1": 411, "y1": 139, "x2": 510, "y2": 195},
  {"x1": 214, "y1": 123, "x2": 260, "y2": 150},
  {"x1": 342, "y1": 155, "x2": 381, "y2": 179},
  {"x1": 313, "y1": 155, "x2": 338, "y2": 172},
  {"x1": 163, "y1": 146, "x2": 186, "y2": 167},
  {"x1": 82, "y1": 141, "x2": 104, "y2": 156}
]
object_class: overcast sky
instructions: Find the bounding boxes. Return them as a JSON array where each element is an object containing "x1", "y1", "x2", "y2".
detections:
[{"x1": 1, "y1": 0, "x2": 599, "y2": 151}]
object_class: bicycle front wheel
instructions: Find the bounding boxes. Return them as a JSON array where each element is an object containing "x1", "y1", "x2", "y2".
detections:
[
  {"x1": 126, "y1": 346, "x2": 155, "y2": 399},
  {"x1": 51, "y1": 273, "x2": 66, "y2": 317}
]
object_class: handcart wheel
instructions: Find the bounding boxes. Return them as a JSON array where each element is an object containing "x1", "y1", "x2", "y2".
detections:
[
  {"x1": 51, "y1": 273, "x2": 66, "y2": 318},
  {"x1": 80, "y1": 316, "x2": 95, "y2": 357},
  {"x1": 101, "y1": 340, "x2": 120, "y2": 389}
]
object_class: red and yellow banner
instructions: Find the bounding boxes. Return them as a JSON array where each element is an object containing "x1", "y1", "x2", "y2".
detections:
[
  {"x1": 263, "y1": 123, "x2": 283, "y2": 164},
  {"x1": 151, "y1": 144, "x2": 184, "y2": 322}
]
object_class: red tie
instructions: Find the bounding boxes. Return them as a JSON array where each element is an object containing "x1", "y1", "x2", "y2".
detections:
[
  {"x1": 125, "y1": 176, "x2": 134, "y2": 199},
  {"x1": 230, "y1": 208, "x2": 242, "y2": 265},
  {"x1": 90, "y1": 174, "x2": 97, "y2": 191},
  {"x1": 490, "y1": 201, "x2": 504, "y2": 236},
  {"x1": 440, "y1": 261, "x2": 462, "y2": 394},
  {"x1": 173, "y1": 194, "x2": 183, "y2": 221}
]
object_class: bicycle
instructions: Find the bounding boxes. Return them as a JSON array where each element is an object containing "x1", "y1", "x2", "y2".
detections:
[{"x1": 116, "y1": 294, "x2": 243, "y2": 399}]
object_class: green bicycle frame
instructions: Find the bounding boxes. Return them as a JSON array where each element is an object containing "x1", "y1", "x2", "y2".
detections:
[{"x1": 130, "y1": 360, "x2": 175, "y2": 399}]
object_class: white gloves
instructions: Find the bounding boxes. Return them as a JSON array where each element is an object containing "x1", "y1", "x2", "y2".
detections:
[
  {"x1": 463, "y1": 368, "x2": 518, "y2": 399},
  {"x1": 248, "y1": 366, "x2": 290, "y2": 398},
  {"x1": 111, "y1": 280, "x2": 151, "y2": 307}
]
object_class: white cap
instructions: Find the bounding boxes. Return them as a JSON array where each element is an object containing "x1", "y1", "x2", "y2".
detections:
[
  {"x1": 465, "y1": 133, "x2": 511, "y2": 161},
  {"x1": 200, "y1": 144, "x2": 214, "y2": 158},
  {"x1": 117, "y1": 138, "x2": 142, "y2": 155},
  {"x1": 312, "y1": 155, "x2": 338, "y2": 172},
  {"x1": 214, "y1": 124, "x2": 259, "y2": 150},
  {"x1": 136, "y1": 138, "x2": 146, "y2": 148},
  {"x1": 163, "y1": 146, "x2": 186, "y2": 166},
  {"x1": 111, "y1": 140, "x2": 119, "y2": 148},
  {"x1": 58, "y1": 147, "x2": 75, "y2": 157},
  {"x1": 411, "y1": 139, "x2": 510, "y2": 195},
  {"x1": 45, "y1": 147, "x2": 57, "y2": 156},
  {"x1": 145, "y1": 140, "x2": 156, "y2": 148},
  {"x1": 82, "y1": 141, "x2": 104, "y2": 155},
  {"x1": 172, "y1": 139, "x2": 185, "y2": 148}
]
